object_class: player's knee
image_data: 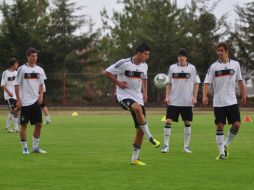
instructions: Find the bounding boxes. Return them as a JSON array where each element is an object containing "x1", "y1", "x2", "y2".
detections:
[
  {"x1": 131, "y1": 104, "x2": 143, "y2": 115},
  {"x1": 231, "y1": 122, "x2": 240, "y2": 134},
  {"x1": 165, "y1": 119, "x2": 172, "y2": 125}
]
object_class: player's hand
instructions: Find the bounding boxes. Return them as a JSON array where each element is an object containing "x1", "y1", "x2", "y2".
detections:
[
  {"x1": 202, "y1": 96, "x2": 208, "y2": 105},
  {"x1": 37, "y1": 95, "x2": 43, "y2": 104},
  {"x1": 8, "y1": 92, "x2": 13, "y2": 97},
  {"x1": 165, "y1": 97, "x2": 171, "y2": 104},
  {"x1": 143, "y1": 93, "x2": 148, "y2": 103},
  {"x1": 241, "y1": 95, "x2": 247, "y2": 105},
  {"x1": 117, "y1": 81, "x2": 128, "y2": 89},
  {"x1": 192, "y1": 96, "x2": 197, "y2": 105},
  {"x1": 16, "y1": 100, "x2": 21, "y2": 109}
]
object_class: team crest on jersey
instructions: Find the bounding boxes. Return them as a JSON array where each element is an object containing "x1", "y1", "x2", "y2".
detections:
[
  {"x1": 215, "y1": 69, "x2": 235, "y2": 77},
  {"x1": 172, "y1": 73, "x2": 190, "y2": 79},
  {"x1": 7, "y1": 76, "x2": 15, "y2": 81}
]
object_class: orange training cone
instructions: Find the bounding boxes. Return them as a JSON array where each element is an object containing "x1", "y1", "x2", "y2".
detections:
[{"x1": 244, "y1": 116, "x2": 252, "y2": 123}]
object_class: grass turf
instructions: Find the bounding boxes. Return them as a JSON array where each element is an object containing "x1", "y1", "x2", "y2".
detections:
[{"x1": 0, "y1": 110, "x2": 253, "y2": 190}]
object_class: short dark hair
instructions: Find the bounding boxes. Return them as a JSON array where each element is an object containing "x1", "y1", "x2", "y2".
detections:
[
  {"x1": 216, "y1": 42, "x2": 229, "y2": 52},
  {"x1": 8, "y1": 58, "x2": 18, "y2": 67},
  {"x1": 178, "y1": 48, "x2": 188, "y2": 57},
  {"x1": 135, "y1": 43, "x2": 150, "y2": 54},
  {"x1": 26, "y1": 47, "x2": 38, "y2": 56}
]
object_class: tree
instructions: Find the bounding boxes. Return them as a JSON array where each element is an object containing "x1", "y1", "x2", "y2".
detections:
[{"x1": 232, "y1": 2, "x2": 254, "y2": 72}]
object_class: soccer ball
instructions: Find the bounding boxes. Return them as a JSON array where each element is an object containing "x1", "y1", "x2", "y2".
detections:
[{"x1": 154, "y1": 73, "x2": 169, "y2": 89}]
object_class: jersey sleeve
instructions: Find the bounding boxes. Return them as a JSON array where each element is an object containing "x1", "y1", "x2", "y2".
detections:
[
  {"x1": 105, "y1": 59, "x2": 126, "y2": 75},
  {"x1": 1, "y1": 71, "x2": 7, "y2": 86},
  {"x1": 143, "y1": 63, "x2": 148, "y2": 80},
  {"x1": 204, "y1": 65, "x2": 214, "y2": 84},
  {"x1": 193, "y1": 67, "x2": 201, "y2": 83},
  {"x1": 235, "y1": 62, "x2": 243, "y2": 81},
  {"x1": 14, "y1": 67, "x2": 23, "y2": 86},
  {"x1": 167, "y1": 66, "x2": 173, "y2": 83}
]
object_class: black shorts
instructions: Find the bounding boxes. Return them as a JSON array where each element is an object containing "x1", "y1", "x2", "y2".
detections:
[
  {"x1": 20, "y1": 102, "x2": 42, "y2": 125},
  {"x1": 119, "y1": 99, "x2": 146, "y2": 128},
  {"x1": 166, "y1": 105, "x2": 193, "y2": 122},
  {"x1": 6, "y1": 98, "x2": 17, "y2": 110},
  {"x1": 214, "y1": 104, "x2": 241, "y2": 125}
]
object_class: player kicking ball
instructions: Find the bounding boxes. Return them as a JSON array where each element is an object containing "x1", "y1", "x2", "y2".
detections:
[{"x1": 103, "y1": 43, "x2": 160, "y2": 166}]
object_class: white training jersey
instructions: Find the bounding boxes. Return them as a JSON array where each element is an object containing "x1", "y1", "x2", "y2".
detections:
[
  {"x1": 1, "y1": 69, "x2": 17, "y2": 100},
  {"x1": 106, "y1": 57, "x2": 148, "y2": 105},
  {"x1": 168, "y1": 63, "x2": 200, "y2": 106},
  {"x1": 204, "y1": 59, "x2": 243, "y2": 107},
  {"x1": 15, "y1": 64, "x2": 45, "y2": 106}
]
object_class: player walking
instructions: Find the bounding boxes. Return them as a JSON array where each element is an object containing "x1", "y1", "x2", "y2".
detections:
[{"x1": 203, "y1": 42, "x2": 246, "y2": 160}]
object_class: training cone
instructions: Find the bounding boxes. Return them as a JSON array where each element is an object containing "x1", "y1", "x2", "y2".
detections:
[
  {"x1": 161, "y1": 115, "x2": 166, "y2": 122},
  {"x1": 244, "y1": 116, "x2": 252, "y2": 123},
  {"x1": 72, "y1": 112, "x2": 79, "y2": 116}
]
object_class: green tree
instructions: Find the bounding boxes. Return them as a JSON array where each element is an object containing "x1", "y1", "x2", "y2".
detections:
[{"x1": 232, "y1": 2, "x2": 254, "y2": 72}]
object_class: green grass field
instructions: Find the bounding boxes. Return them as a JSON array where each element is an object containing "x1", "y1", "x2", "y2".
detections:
[{"x1": 0, "y1": 109, "x2": 254, "y2": 190}]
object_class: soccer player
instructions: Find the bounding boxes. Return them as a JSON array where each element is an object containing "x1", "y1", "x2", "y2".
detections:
[
  {"x1": 1, "y1": 58, "x2": 20, "y2": 132},
  {"x1": 161, "y1": 48, "x2": 200, "y2": 153},
  {"x1": 15, "y1": 47, "x2": 47, "y2": 154},
  {"x1": 102, "y1": 43, "x2": 160, "y2": 166},
  {"x1": 203, "y1": 42, "x2": 246, "y2": 160},
  {"x1": 40, "y1": 70, "x2": 51, "y2": 124}
]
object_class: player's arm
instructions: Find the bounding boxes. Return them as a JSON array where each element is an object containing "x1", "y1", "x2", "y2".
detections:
[
  {"x1": 2, "y1": 85, "x2": 13, "y2": 97},
  {"x1": 238, "y1": 80, "x2": 247, "y2": 104},
  {"x1": 102, "y1": 70, "x2": 128, "y2": 89},
  {"x1": 142, "y1": 79, "x2": 148, "y2": 103},
  {"x1": 192, "y1": 83, "x2": 199, "y2": 105},
  {"x1": 165, "y1": 83, "x2": 172, "y2": 104},
  {"x1": 37, "y1": 84, "x2": 44, "y2": 104},
  {"x1": 15, "y1": 85, "x2": 21, "y2": 109},
  {"x1": 202, "y1": 83, "x2": 210, "y2": 105}
]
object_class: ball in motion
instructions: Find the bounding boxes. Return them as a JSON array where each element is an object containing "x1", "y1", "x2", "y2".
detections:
[{"x1": 154, "y1": 73, "x2": 169, "y2": 89}]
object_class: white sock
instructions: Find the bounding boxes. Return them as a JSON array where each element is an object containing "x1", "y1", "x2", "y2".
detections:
[
  {"x1": 216, "y1": 130, "x2": 224, "y2": 155},
  {"x1": 32, "y1": 136, "x2": 40, "y2": 150},
  {"x1": 46, "y1": 115, "x2": 51, "y2": 121},
  {"x1": 6, "y1": 112, "x2": 12, "y2": 129},
  {"x1": 131, "y1": 144, "x2": 141, "y2": 161},
  {"x1": 224, "y1": 127, "x2": 238, "y2": 147},
  {"x1": 164, "y1": 125, "x2": 171, "y2": 147},
  {"x1": 140, "y1": 122, "x2": 153, "y2": 139},
  {"x1": 13, "y1": 117, "x2": 19, "y2": 130},
  {"x1": 184, "y1": 125, "x2": 191, "y2": 148},
  {"x1": 21, "y1": 141, "x2": 28, "y2": 150}
]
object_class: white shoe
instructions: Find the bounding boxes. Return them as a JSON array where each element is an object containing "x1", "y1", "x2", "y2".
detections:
[
  {"x1": 161, "y1": 144, "x2": 169, "y2": 153},
  {"x1": 14, "y1": 128, "x2": 20, "y2": 132},
  {"x1": 45, "y1": 116, "x2": 51, "y2": 124},
  {"x1": 183, "y1": 147, "x2": 192, "y2": 153},
  {"x1": 32, "y1": 148, "x2": 47, "y2": 154},
  {"x1": 22, "y1": 148, "x2": 30, "y2": 154},
  {"x1": 6, "y1": 128, "x2": 15, "y2": 133}
]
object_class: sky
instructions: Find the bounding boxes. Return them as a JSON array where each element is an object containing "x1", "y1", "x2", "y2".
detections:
[
  {"x1": 0, "y1": 0, "x2": 252, "y2": 33},
  {"x1": 78, "y1": 0, "x2": 252, "y2": 32}
]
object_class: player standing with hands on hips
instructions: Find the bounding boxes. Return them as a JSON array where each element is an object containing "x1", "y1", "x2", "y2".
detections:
[
  {"x1": 15, "y1": 47, "x2": 47, "y2": 154},
  {"x1": 203, "y1": 42, "x2": 246, "y2": 160},
  {"x1": 103, "y1": 43, "x2": 160, "y2": 166}
]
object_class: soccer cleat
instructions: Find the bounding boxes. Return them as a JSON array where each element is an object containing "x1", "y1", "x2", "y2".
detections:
[
  {"x1": 6, "y1": 128, "x2": 15, "y2": 133},
  {"x1": 216, "y1": 154, "x2": 226, "y2": 160},
  {"x1": 22, "y1": 148, "x2": 30, "y2": 154},
  {"x1": 149, "y1": 138, "x2": 160, "y2": 148},
  {"x1": 32, "y1": 148, "x2": 47, "y2": 154},
  {"x1": 224, "y1": 146, "x2": 229, "y2": 158},
  {"x1": 131, "y1": 160, "x2": 146, "y2": 166},
  {"x1": 45, "y1": 116, "x2": 51, "y2": 124},
  {"x1": 14, "y1": 128, "x2": 20, "y2": 132},
  {"x1": 161, "y1": 144, "x2": 169, "y2": 153},
  {"x1": 183, "y1": 147, "x2": 192, "y2": 153}
]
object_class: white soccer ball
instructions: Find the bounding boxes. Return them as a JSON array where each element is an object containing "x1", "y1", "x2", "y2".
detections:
[{"x1": 154, "y1": 73, "x2": 169, "y2": 89}]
